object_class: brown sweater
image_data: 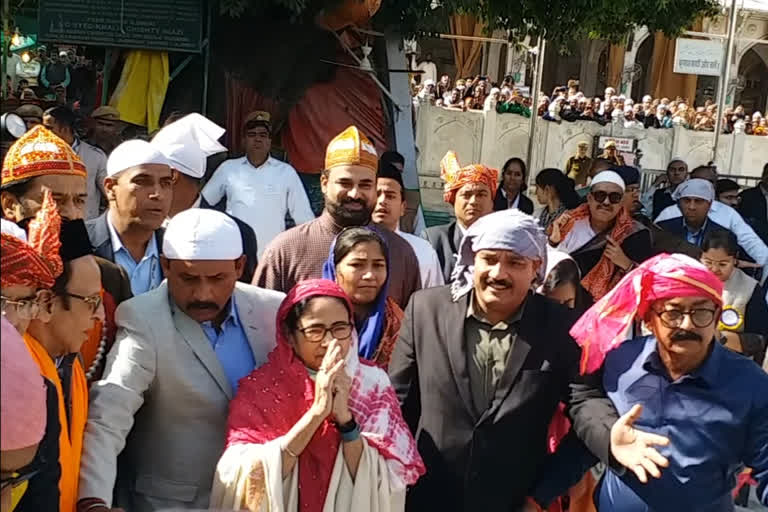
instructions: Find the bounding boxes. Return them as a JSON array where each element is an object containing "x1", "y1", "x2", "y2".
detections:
[{"x1": 253, "y1": 211, "x2": 422, "y2": 309}]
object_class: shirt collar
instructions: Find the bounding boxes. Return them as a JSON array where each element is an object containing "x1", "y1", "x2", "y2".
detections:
[
  {"x1": 201, "y1": 296, "x2": 240, "y2": 330},
  {"x1": 683, "y1": 217, "x2": 707, "y2": 236},
  {"x1": 642, "y1": 336, "x2": 722, "y2": 387},
  {"x1": 107, "y1": 210, "x2": 158, "y2": 259},
  {"x1": 466, "y1": 290, "x2": 527, "y2": 327},
  {"x1": 71, "y1": 138, "x2": 80, "y2": 151},
  {"x1": 243, "y1": 156, "x2": 272, "y2": 170}
]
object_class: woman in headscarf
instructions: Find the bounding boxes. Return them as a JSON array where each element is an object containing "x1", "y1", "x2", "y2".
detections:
[
  {"x1": 210, "y1": 279, "x2": 424, "y2": 512},
  {"x1": 322, "y1": 227, "x2": 403, "y2": 369},
  {"x1": 1, "y1": 318, "x2": 48, "y2": 512}
]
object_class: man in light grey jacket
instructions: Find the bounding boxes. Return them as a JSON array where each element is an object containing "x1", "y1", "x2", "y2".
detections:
[{"x1": 77, "y1": 209, "x2": 284, "y2": 512}]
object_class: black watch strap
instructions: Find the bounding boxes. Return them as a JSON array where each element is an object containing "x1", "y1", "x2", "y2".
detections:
[{"x1": 335, "y1": 417, "x2": 357, "y2": 433}]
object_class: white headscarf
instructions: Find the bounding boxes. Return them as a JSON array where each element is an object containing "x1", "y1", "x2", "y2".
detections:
[
  {"x1": 450, "y1": 209, "x2": 548, "y2": 301},
  {"x1": 151, "y1": 113, "x2": 227, "y2": 179}
]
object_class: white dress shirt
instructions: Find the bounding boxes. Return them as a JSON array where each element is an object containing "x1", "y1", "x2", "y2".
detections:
[
  {"x1": 201, "y1": 156, "x2": 314, "y2": 258},
  {"x1": 655, "y1": 200, "x2": 768, "y2": 267},
  {"x1": 395, "y1": 227, "x2": 444, "y2": 289}
]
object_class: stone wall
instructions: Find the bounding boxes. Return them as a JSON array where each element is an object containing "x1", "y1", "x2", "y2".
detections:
[{"x1": 415, "y1": 104, "x2": 768, "y2": 214}]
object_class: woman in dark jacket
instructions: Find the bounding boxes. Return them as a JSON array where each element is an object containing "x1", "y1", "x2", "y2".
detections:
[{"x1": 494, "y1": 157, "x2": 534, "y2": 214}]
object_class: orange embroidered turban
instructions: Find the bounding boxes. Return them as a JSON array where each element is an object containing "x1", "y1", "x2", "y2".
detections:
[
  {"x1": 1, "y1": 191, "x2": 63, "y2": 289},
  {"x1": 325, "y1": 126, "x2": 378, "y2": 173},
  {"x1": 440, "y1": 151, "x2": 498, "y2": 204},
  {"x1": 2, "y1": 125, "x2": 87, "y2": 189}
]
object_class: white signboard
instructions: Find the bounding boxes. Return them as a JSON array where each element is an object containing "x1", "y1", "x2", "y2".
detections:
[
  {"x1": 674, "y1": 38, "x2": 723, "y2": 76},
  {"x1": 598, "y1": 136, "x2": 635, "y2": 153}
]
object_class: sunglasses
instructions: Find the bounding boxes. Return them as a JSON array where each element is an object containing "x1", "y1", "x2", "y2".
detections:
[{"x1": 590, "y1": 190, "x2": 623, "y2": 205}]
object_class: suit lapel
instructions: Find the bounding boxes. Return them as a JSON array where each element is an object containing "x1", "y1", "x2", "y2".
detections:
[
  {"x1": 443, "y1": 293, "x2": 478, "y2": 421},
  {"x1": 234, "y1": 287, "x2": 268, "y2": 364},
  {"x1": 171, "y1": 299, "x2": 233, "y2": 399}
]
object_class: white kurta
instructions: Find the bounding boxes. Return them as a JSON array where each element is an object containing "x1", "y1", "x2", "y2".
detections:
[
  {"x1": 211, "y1": 438, "x2": 405, "y2": 512},
  {"x1": 396, "y1": 228, "x2": 444, "y2": 289},
  {"x1": 201, "y1": 156, "x2": 315, "y2": 257}
]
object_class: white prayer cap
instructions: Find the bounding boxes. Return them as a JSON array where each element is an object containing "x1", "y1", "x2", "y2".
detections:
[
  {"x1": 151, "y1": 113, "x2": 227, "y2": 179},
  {"x1": 163, "y1": 209, "x2": 242, "y2": 260},
  {"x1": 591, "y1": 170, "x2": 625, "y2": 192},
  {"x1": 107, "y1": 140, "x2": 172, "y2": 178},
  {"x1": 0, "y1": 219, "x2": 27, "y2": 241},
  {"x1": 642, "y1": 95, "x2": 652, "y2": 102},
  {"x1": 672, "y1": 178, "x2": 714, "y2": 202}
]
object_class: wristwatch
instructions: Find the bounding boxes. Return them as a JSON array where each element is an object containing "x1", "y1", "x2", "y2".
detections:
[{"x1": 335, "y1": 416, "x2": 360, "y2": 442}]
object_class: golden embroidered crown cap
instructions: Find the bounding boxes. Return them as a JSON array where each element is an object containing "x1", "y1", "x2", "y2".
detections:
[
  {"x1": 324, "y1": 125, "x2": 378, "y2": 172},
  {"x1": 2, "y1": 125, "x2": 87, "y2": 188}
]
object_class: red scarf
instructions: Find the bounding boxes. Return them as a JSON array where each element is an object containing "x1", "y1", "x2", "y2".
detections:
[{"x1": 225, "y1": 279, "x2": 424, "y2": 512}]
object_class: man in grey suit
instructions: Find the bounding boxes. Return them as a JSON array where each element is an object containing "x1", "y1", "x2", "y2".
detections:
[{"x1": 77, "y1": 209, "x2": 285, "y2": 512}]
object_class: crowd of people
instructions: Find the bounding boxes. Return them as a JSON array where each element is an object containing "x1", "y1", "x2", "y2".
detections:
[
  {"x1": 413, "y1": 74, "x2": 768, "y2": 135},
  {"x1": 1, "y1": 99, "x2": 767, "y2": 512}
]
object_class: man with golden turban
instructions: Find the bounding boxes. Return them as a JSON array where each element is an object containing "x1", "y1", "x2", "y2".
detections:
[
  {"x1": 1, "y1": 125, "x2": 132, "y2": 383},
  {"x1": 424, "y1": 151, "x2": 498, "y2": 283},
  {"x1": 569, "y1": 253, "x2": 768, "y2": 510},
  {"x1": 254, "y1": 126, "x2": 421, "y2": 309}
]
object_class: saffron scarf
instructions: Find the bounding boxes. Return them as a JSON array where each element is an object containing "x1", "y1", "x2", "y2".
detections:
[
  {"x1": 322, "y1": 227, "x2": 390, "y2": 361},
  {"x1": 569, "y1": 253, "x2": 723, "y2": 374},
  {"x1": 23, "y1": 334, "x2": 88, "y2": 512},
  {"x1": 225, "y1": 279, "x2": 424, "y2": 512},
  {"x1": 549, "y1": 203, "x2": 635, "y2": 300}
]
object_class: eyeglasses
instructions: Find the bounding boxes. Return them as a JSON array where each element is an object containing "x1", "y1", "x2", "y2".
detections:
[
  {"x1": 0, "y1": 295, "x2": 40, "y2": 319},
  {"x1": 0, "y1": 465, "x2": 42, "y2": 493},
  {"x1": 62, "y1": 292, "x2": 102, "y2": 314},
  {"x1": 653, "y1": 308, "x2": 717, "y2": 328},
  {"x1": 591, "y1": 190, "x2": 624, "y2": 205},
  {"x1": 298, "y1": 323, "x2": 353, "y2": 343}
]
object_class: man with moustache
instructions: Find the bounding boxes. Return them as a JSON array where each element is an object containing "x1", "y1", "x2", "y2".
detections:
[
  {"x1": 1, "y1": 125, "x2": 133, "y2": 383},
  {"x1": 201, "y1": 111, "x2": 314, "y2": 258},
  {"x1": 77, "y1": 209, "x2": 285, "y2": 512},
  {"x1": 85, "y1": 140, "x2": 174, "y2": 295},
  {"x1": 389, "y1": 209, "x2": 670, "y2": 511},
  {"x1": 570, "y1": 253, "x2": 768, "y2": 510},
  {"x1": 424, "y1": 151, "x2": 498, "y2": 283},
  {"x1": 254, "y1": 126, "x2": 421, "y2": 308}
]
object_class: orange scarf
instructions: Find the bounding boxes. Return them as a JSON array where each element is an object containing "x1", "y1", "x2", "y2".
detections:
[
  {"x1": 549, "y1": 203, "x2": 634, "y2": 300},
  {"x1": 24, "y1": 334, "x2": 88, "y2": 512},
  {"x1": 371, "y1": 297, "x2": 404, "y2": 369}
]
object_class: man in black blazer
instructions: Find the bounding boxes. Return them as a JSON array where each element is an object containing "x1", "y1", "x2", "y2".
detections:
[
  {"x1": 424, "y1": 152, "x2": 498, "y2": 283},
  {"x1": 391, "y1": 209, "x2": 669, "y2": 512},
  {"x1": 739, "y1": 164, "x2": 768, "y2": 246}
]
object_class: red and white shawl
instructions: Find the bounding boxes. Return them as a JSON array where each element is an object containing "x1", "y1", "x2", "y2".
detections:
[{"x1": 225, "y1": 279, "x2": 424, "y2": 512}]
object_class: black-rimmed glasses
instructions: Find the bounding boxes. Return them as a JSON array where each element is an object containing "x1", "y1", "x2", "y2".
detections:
[
  {"x1": 298, "y1": 323, "x2": 353, "y2": 343},
  {"x1": 653, "y1": 308, "x2": 717, "y2": 329}
]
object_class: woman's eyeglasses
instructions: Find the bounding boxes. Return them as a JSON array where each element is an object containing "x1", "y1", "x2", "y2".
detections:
[
  {"x1": 591, "y1": 190, "x2": 624, "y2": 205},
  {"x1": 653, "y1": 308, "x2": 717, "y2": 328},
  {"x1": 62, "y1": 293, "x2": 102, "y2": 314},
  {"x1": 298, "y1": 323, "x2": 353, "y2": 343},
  {"x1": 0, "y1": 295, "x2": 40, "y2": 320}
]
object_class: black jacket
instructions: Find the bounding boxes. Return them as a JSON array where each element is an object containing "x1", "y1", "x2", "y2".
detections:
[
  {"x1": 424, "y1": 221, "x2": 462, "y2": 283},
  {"x1": 652, "y1": 188, "x2": 676, "y2": 220},
  {"x1": 493, "y1": 190, "x2": 535, "y2": 215},
  {"x1": 739, "y1": 185, "x2": 768, "y2": 246},
  {"x1": 389, "y1": 287, "x2": 619, "y2": 512},
  {"x1": 656, "y1": 217, "x2": 731, "y2": 249},
  {"x1": 570, "y1": 224, "x2": 653, "y2": 281}
]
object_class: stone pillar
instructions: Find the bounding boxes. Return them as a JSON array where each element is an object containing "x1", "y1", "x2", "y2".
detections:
[
  {"x1": 578, "y1": 39, "x2": 608, "y2": 96},
  {"x1": 385, "y1": 34, "x2": 424, "y2": 232}
]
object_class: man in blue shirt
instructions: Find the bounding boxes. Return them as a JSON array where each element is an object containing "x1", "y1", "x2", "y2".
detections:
[
  {"x1": 86, "y1": 139, "x2": 172, "y2": 295},
  {"x1": 570, "y1": 252, "x2": 768, "y2": 511}
]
